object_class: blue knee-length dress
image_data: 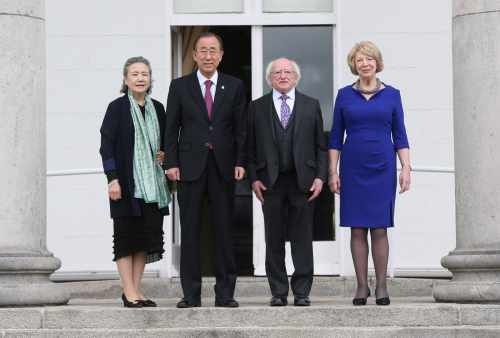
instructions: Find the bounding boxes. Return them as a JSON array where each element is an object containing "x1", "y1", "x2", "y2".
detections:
[{"x1": 329, "y1": 84, "x2": 409, "y2": 228}]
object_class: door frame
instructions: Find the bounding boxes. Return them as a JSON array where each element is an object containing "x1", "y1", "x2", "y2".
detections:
[{"x1": 164, "y1": 4, "x2": 338, "y2": 277}]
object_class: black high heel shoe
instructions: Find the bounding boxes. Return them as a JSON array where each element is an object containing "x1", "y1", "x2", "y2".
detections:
[
  {"x1": 375, "y1": 288, "x2": 390, "y2": 305},
  {"x1": 138, "y1": 299, "x2": 157, "y2": 307},
  {"x1": 122, "y1": 293, "x2": 143, "y2": 308},
  {"x1": 352, "y1": 288, "x2": 371, "y2": 306}
]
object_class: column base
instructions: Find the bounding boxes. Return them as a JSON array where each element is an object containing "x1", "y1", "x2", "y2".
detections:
[
  {"x1": 434, "y1": 281, "x2": 500, "y2": 303},
  {"x1": 0, "y1": 283, "x2": 70, "y2": 306},
  {"x1": 0, "y1": 254, "x2": 70, "y2": 306},
  {"x1": 433, "y1": 250, "x2": 500, "y2": 303}
]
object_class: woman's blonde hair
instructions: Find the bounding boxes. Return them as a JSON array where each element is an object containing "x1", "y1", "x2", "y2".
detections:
[{"x1": 347, "y1": 41, "x2": 384, "y2": 75}]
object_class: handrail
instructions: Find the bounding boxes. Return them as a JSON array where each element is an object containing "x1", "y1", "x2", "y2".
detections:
[{"x1": 47, "y1": 166, "x2": 455, "y2": 177}]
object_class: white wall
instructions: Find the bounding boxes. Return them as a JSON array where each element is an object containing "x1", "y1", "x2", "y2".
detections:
[
  {"x1": 46, "y1": 0, "x2": 171, "y2": 277},
  {"x1": 336, "y1": 0, "x2": 455, "y2": 276}
]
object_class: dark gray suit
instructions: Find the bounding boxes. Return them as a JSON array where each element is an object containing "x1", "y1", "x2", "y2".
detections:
[{"x1": 247, "y1": 90, "x2": 327, "y2": 299}]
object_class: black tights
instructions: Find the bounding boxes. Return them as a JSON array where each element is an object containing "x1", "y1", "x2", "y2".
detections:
[{"x1": 350, "y1": 228, "x2": 389, "y2": 299}]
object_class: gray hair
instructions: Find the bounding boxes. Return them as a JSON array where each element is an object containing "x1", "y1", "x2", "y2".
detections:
[
  {"x1": 265, "y1": 58, "x2": 302, "y2": 88},
  {"x1": 120, "y1": 56, "x2": 153, "y2": 94}
]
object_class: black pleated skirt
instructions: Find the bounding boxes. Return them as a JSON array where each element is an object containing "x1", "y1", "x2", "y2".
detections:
[{"x1": 112, "y1": 199, "x2": 165, "y2": 264}]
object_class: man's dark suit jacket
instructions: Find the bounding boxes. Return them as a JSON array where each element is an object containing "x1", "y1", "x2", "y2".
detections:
[
  {"x1": 99, "y1": 95, "x2": 167, "y2": 217},
  {"x1": 247, "y1": 90, "x2": 328, "y2": 191},
  {"x1": 164, "y1": 72, "x2": 246, "y2": 181}
]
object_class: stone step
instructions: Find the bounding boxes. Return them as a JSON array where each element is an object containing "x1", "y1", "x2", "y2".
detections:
[
  {"x1": 3, "y1": 326, "x2": 500, "y2": 338},
  {"x1": 63, "y1": 276, "x2": 436, "y2": 299},
  {"x1": 2, "y1": 297, "x2": 500, "y2": 331}
]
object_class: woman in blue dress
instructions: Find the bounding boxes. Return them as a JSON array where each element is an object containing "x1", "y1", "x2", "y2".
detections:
[{"x1": 328, "y1": 41, "x2": 411, "y2": 306}]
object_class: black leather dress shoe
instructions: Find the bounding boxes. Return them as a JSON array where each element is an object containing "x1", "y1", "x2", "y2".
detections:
[
  {"x1": 294, "y1": 297, "x2": 311, "y2": 306},
  {"x1": 215, "y1": 299, "x2": 239, "y2": 307},
  {"x1": 270, "y1": 296, "x2": 288, "y2": 306},
  {"x1": 138, "y1": 299, "x2": 157, "y2": 307},
  {"x1": 176, "y1": 298, "x2": 201, "y2": 308}
]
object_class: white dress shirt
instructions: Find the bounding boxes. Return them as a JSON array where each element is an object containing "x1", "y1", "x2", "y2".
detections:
[
  {"x1": 272, "y1": 88, "x2": 296, "y2": 118},
  {"x1": 197, "y1": 70, "x2": 218, "y2": 99}
]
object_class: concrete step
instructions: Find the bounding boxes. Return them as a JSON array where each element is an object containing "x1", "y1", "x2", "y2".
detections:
[
  {"x1": 63, "y1": 276, "x2": 437, "y2": 299},
  {"x1": 2, "y1": 297, "x2": 500, "y2": 331},
  {"x1": 3, "y1": 327, "x2": 500, "y2": 338}
]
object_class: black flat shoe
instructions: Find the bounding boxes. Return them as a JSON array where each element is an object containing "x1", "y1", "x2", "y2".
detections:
[
  {"x1": 294, "y1": 297, "x2": 311, "y2": 307},
  {"x1": 215, "y1": 299, "x2": 239, "y2": 308},
  {"x1": 122, "y1": 294, "x2": 142, "y2": 308},
  {"x1": 176, "y1": 298, "x2": 201, "y2": 308},
  {"x1": 376, "y1": 297, "x2": 390, "y2": 306},
  {"x1": 138, "y1": 299, "x2": 157, "y2": 307},
  {"x1": 270, "y1": 296, "x2": 288, "y2": 306},
  {"x1": 352, "y1": 289, "x2": 371, "y2": 306}
]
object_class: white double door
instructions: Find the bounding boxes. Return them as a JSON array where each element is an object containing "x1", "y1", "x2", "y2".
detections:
[{"x1": 167, "y1": 25, "x2": 340, "y2": 277}]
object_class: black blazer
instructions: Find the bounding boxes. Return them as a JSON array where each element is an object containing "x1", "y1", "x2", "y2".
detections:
[
  {"x1": 99, "y1": 94, "x2": 167, "y2": 218},
  {"x1": 247, "y1": 90, "x2": 328, "y2": 192},
  {"x1": 164, "y1": 72, "x2": 247, "y2": 181}
]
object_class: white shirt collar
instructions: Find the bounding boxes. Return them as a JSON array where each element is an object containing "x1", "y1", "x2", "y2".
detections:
[
  {"x1": 273, "y1": 87, "x2": 295, "y2": 101},
  {"x1": 197, "y1": 70, "x2": 218, "y2": 87}
]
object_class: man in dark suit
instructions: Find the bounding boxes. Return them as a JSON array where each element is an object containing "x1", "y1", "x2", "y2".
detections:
[
  {"x1": 164, "y1": 32, "x2": 246, "y2": 308},
  {"x1": 248, "y1": 58, "x2": 327, "y2": 307}
]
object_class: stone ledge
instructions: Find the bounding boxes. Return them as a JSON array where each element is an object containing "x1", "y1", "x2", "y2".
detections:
[
  {"x1": 40, "y1": 303, "x2": 460, "y2": 329},
  {"x1": 63, "y1": 276, "x2": 437, "y2": 299},
  {"x1": 0, "y1": 308, "x2": 42, "y2": 329},
  {"x1": 2, "y1": 298, "x2": 500, "y2": 333},
  {"x1": 4, "y1": 326, "x2": 500, "y2": 338}
]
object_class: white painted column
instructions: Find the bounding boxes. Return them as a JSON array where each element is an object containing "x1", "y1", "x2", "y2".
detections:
[
  {"x1": 0, "y1": 0, "x2": 69, "y2": 305},
  {"x1": 434, "y1": 0, "x2": 500, "y2": 302}
]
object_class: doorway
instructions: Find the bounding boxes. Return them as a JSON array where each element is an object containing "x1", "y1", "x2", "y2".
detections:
[
  {"x1": 212, "y1": 26, "x2": 253, "y2": 276},
  {"x1": 169, "y1": 24, "x2": 339, "y2": 278},
  {"x1": 172, "y1": 26, "x2": 254, "y2": 276}
]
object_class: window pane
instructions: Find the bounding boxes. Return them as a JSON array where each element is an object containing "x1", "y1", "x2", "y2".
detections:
[
  {"x1": 263, "y1": 25, "x2": 333, "y2": 130},
  {"x1": 263, "y1": 0, "x2": 333, "y2": 13},
  {"x1": 173, "y1": 0, "x2": 243, "y2": 13}
]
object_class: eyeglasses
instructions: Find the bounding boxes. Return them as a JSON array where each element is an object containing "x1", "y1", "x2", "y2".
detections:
[
  {"x1": 271, "y1": 70, "x2": 295, "y2": 77},
  {"x1": 196, "y1": 48, "x2": 220, "y2": 56}
]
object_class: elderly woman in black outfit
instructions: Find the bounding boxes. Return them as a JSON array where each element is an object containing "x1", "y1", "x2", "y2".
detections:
[{"x1": 100, "y1": 56, "x2": 170, "y2": 308}]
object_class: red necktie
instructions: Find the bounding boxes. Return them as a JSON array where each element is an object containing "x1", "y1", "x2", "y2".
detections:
[{"x1": 204, "y1": 80, "x2": 213, "y2": 120}]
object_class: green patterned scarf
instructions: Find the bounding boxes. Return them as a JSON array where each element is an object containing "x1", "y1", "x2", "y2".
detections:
[{"x1": 128, "y1": 92, "x2": 170, "y2": 209}]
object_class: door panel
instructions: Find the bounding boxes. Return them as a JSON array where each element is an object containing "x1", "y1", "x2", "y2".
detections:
[{"x1": 253, "y1": 25, "x2": 339, "y2": 276}]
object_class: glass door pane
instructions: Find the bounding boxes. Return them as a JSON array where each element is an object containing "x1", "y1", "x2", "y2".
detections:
[
  {"x1": 263, "y1": 25, "x2": 333, "y2": 129},
  {"x1": 263, "y1": 25, "x2": 334, "y2": 242}
]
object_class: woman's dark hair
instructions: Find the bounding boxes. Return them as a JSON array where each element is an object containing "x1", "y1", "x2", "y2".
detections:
[{"x1": 120, "y1": 56, "x2": 153, "y2": 94}]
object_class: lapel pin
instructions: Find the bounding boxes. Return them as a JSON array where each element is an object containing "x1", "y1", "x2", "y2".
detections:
[{"x1": 221, "y1": 85, "x2": 225, "y2": 90}]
